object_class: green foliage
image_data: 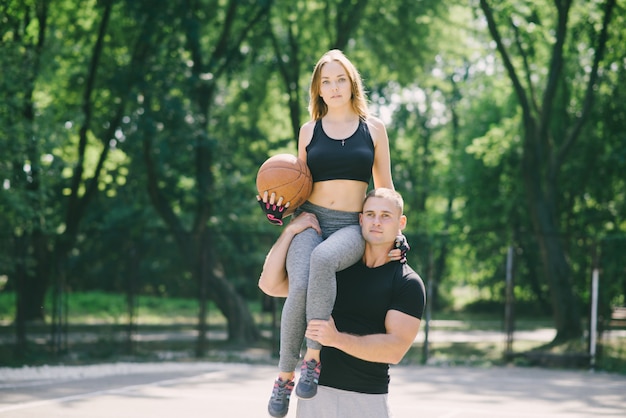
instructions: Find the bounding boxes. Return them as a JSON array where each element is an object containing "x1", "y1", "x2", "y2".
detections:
[
  {"x1": 0, "y1": 292, "x2": 15, "y2": 323},
  {"x1": 0, "y1": 0, "x2": 624, "y2": 350}
]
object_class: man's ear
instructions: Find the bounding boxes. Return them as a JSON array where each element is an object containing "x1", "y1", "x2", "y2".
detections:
[
  {"x1": 359, "y1": 213, "x2": 363, "y2": 226},
  {"x1": 399, "y1": 214, "x2": 407, "y2": 231}
]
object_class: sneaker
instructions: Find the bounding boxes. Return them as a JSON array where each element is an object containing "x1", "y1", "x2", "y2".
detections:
[
  {"x1": 295, "y1": 359, "x2": 321, "y2": 399},
  {"x1": 268, "y1": 377, "x2": 294, "y2": 418}
]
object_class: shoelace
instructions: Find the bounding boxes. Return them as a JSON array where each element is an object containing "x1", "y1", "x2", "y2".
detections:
[
  {"x1": 300, "y1": 361, "x2": 319, "y2": 384},
  {"x1": 272, "y1": 380, "x2": 292, "y2": 399}
]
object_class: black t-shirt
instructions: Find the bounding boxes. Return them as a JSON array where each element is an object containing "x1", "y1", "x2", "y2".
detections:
[{"x1": 318, "y1": 261, "x2": 426, "y2": 394}]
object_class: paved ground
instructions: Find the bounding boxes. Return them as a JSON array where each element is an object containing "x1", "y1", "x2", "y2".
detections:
[
  {"x1": 0, "y1": 322, "x2": 562, "y2": 345},
  {"x1": 0, "y1": 362, "x2": 624, "y2": 417}
]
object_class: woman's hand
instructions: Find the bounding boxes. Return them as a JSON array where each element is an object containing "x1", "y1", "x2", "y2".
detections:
[
  {"x1": 388, "y1": 234, "x2": 410, "y2": 263},
  {"x1": 257, "y1": 191, "x2": 291, "y2": 225}
]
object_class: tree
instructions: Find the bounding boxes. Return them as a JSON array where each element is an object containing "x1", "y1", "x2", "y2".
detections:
[
  {"x1": 477, "y1": 0, "x2": 618, "y2": 342},
  {"x1": 136, "y1": 0, "x2": 272, "y2": 350},
  {"x1": 0, "y1": 0, "x2": 51, "y2": 355}
]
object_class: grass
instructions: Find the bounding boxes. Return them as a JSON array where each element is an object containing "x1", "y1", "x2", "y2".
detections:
[
  {"x1": 0, "y1": 291, "x2": 231, "y2": 326},
  {"x1": 0, "y1": 291, "x2": 624, "y2": 374}
]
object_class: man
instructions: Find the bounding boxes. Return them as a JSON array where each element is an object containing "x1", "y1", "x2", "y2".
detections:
[{"x1": 259, "y1": 188, "x2": 425, "y2": 418}]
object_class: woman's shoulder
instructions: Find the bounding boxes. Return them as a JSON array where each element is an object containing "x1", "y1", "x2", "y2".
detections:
[
  {"x1": 364, "y1": 115, "x2": 385, "y2": 130},
  {"x1": 300, "y1": 119, "x2": 317, "y2": 132},
  {"x1": 298, "y1": 120, "x2": 318, "y2": 150},
  {"x1": 364, "y1": 116, "x2": 388, "y2": 145}
]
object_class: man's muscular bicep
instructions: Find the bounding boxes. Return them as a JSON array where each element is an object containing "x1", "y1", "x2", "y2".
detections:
[{"x1": 385, "y1": 310, "x2": 421, "y2": 352}]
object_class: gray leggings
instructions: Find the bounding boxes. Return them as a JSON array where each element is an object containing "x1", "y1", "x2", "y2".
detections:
[{"x1": 279, "y1": 201, "x2": 365, "y2": 372}]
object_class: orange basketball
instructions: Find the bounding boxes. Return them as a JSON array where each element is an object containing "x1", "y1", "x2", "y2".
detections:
[{"x1": 256, "y1": 154, "x2": 312, "y2": 210}]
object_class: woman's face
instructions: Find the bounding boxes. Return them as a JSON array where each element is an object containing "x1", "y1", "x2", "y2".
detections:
[{"x1": 318, "y1": 60, "x2": 352, "y2": 108}]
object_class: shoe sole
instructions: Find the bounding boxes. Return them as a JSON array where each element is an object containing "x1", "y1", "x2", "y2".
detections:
[
  {"x1": 268, "y1": 406, "x2": 289, "y2": 418},
  {"x1": 295, "y1": 386, "x2": 317, "y2": 399}
]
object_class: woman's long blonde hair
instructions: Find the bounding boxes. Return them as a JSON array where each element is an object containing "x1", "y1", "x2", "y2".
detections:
[{"x1": 308, "y1": 50, "x2": 369, "y2": 121}]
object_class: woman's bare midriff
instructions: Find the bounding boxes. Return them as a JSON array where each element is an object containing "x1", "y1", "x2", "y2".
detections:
[{"x1": 307, "y1": 180, "x2": 369, "y2": 212}]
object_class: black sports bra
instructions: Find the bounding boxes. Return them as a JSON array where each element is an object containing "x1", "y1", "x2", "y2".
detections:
[{"x1": 306, "y1": 120, "x2": 375, "y2": 184}]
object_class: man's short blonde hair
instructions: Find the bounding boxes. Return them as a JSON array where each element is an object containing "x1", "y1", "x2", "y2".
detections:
[{"x1": 363, "y1": 188, "x2": 404, "y2": 215}]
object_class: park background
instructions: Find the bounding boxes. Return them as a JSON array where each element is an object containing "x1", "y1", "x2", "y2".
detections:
[{"x1": 0, "y1": 0, "x2": 624, "y2": 372}]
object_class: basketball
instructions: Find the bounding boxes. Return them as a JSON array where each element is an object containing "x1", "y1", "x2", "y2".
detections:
[{"x1": 256, "y1": 154, "x2": 312, "y2": 211}]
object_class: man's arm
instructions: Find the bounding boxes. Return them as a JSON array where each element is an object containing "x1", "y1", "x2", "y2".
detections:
[
  {"x1": 258, "y1": 212, "x2": 321, "y2": 297},
  {"x1": 305, "y1": 310, "x2": 421, "y2": 365}
]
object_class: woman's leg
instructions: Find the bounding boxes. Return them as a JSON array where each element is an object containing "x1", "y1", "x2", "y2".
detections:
[
  {"x1": 305, "y1": 224, "x2": 364, "y2": 350},
  {"x1": 278, "y1": 227, "x2": 323, "y2": 373}
]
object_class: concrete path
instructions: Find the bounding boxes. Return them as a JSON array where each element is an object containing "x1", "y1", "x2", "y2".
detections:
[{"x1": 1, "y1": 362, "x2": 624, "y2": 417}]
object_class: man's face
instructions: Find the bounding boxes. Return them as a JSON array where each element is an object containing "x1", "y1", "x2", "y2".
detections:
[{"x1": 359, "y1": 197, "x2": 406, "y2": 247}]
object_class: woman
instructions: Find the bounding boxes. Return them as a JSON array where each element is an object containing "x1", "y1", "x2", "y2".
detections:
[{"x1": 260, "y1": 50, "x2": 398, "y2": 418}]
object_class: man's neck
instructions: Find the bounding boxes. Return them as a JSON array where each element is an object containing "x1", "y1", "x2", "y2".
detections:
[{"x1": 362, "y1": 244, "x2": 393, "y2": 268}]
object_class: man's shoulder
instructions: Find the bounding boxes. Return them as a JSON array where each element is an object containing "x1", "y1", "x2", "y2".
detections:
[
  {"x1": 397, "y1": 263, "x2": 425, "y2": 293},
  {"x1": 395, "y1": 262, "x2": 422, "y2": 281},
  {"x1": 392, "y1": 263, "x2": 426, "y2": 318}
]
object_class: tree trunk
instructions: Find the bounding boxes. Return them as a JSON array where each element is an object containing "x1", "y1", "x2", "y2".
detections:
[
  {"x1": 519, "y1": 112, "x2": 582, "y2": 341},
  {"x1": 523, "y1": 160, "x2": 581, "y2": 340},
  {"x1": 208, "y1": 251, "x2": 261, "y2": 344},
  {"x1": 14, "y1": 234, "x2": 48, "y2": 322}
]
